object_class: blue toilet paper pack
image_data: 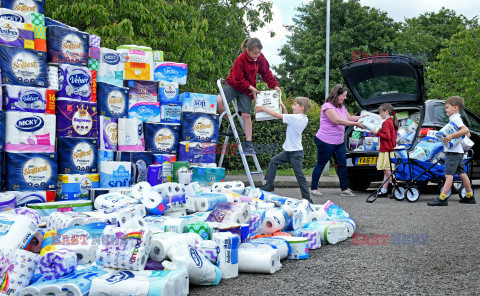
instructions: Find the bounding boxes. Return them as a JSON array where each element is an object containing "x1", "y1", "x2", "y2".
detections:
[
  {"x1": 160, "y1": 102, "x2": 181, "y2": 124},
  {"x1": 158, "y1": 80, "x2": 179, "y2": 103},
  {"x1": 56, "y1": 173, "x2": 100, "y2": 201},
  {"x1": 3, "y1": 85, "x2": 47, "y2": 112},
  {"x1": 99, "y1": 161, "x2": 131, "y2": 188},
  {"x1": 0, "y1": 44, "x2": 47, "y2": 87},
  {"x1": 180, "y1": 92, "x2": 217, "y2": 114},
  {"x1": 57, "y1": 137, "x2": 98, "y2": 174},
  {"x1": 5, "y1": 152, "x2": 57, "y2": 191},
  {"x1": 97, "y1": 82, "x2": 129, "y2": 118},
  {"x1": 46, "y1": 25, "x2": 89, "y2": 66},
  {"x1": 144, "y1": 122, "x2": 180, "y2": 154},
  {"x1": 178, "y1": 141, "x2": 216, "y2": 164},
  {"x1": 153, "y1": 62, "x2": 188, "y2": 84},
  {"x1": 1, "y1": 0, "x2": 45, "y2": 14},
  {"x1": 181, "y1": 112, "x2": 219, "y2": 143},
  {"x1": 57, "y1": 64, "x2": 92, "y2": 101},
  {"x1": 128, "y1": 101, "x2": 160, "y2": 122}
]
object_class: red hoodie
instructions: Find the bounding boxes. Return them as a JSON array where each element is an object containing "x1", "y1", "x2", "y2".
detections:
[{"x1": 226, "y1": 51, "x2": 279, "y2": 98}]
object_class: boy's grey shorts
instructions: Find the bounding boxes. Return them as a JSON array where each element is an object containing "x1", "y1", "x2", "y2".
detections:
[
  {"x1": 445, "y1": 152, "x2": 465, "y2": 176},
  {"x1": 222, "y1": 85, "x2": 253, "y2": 115}
]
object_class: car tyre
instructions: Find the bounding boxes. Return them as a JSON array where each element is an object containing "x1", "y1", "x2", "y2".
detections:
[{"x1": 348, "y1": 177, "x2": 371, "y2": 192}]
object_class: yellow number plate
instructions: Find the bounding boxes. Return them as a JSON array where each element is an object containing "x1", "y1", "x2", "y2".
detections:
[{"x1": 357, "y1": 157, "x2": 378, "y2": 165}]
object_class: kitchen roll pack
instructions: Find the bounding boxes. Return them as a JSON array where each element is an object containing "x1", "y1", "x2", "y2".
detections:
[
  {"x1": 118, "y1": 117, "x2": 145, "y2": 151},
  {"x1": 5, "y1": 152, "x2": 57, "y2": 191},
  {"x1": 56, "y1": 98, "x2": 98, "y2": 137},
  {"x1": 56, "y1": 174, "x2": 99, "y2": 201},
  {"x1": 180, "y1": 92, "x2": 217, "y2": 114},
  {"x1": 3, "y1": 85, "x2": 48, "y2": 113},
  {"x1": 181, "y1": 112, "x2": 219, "y2": 143},
  {"x1": 99, "y1": 161, "x2": 132, "y2": 188},
  {"x1": 0, "y1": 44, "x2": 47, "y2": 87},
  {"x1": 213, "y1": 232, "x2": 239, "y2": 279},
  {"x1": 179, "y1": 141, "x2": 216, "y2": 164},
  {"x1": 57, "y1": 137, "x2": 98, "y2": 174},
  {"x1": 5, "y1": 111, "x2": 56, "y2": 152},
  {"x1": 46, "y1": 25, "x2": 89, "y2": 66},
  {"x1": 98, "y1": 47, "x2": 125, "y2": 87},
  {"x1": 97, "y1": 116, "x2": 118, "y2": 150},
  {"x1": 97, "y1": 82, "x2": 129, "y2": 118},
  {"x1": 238, "y1": 248, "x2": 280, "y2": 274},
  {"x1": 57, "y1": 64, "x2": 92, "y2": 101},
  {"x1": 153, "y1": 62, "x2": 188, "y2": 84},
  {"x1": 144, "y1": 122, "x2": 180, "y2": 154}
]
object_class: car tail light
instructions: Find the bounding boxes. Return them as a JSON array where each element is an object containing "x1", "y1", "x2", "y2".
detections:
[{"x1": 419, "y1": 127, "x2": 435, "y2": 137}]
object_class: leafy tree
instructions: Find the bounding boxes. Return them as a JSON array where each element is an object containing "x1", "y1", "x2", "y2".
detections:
[
  {"x1": 274, "y1": 0, "x2": 399, "y2": 110},
  {"x1": 427, "y1": 27, "x2": 480, "y2": 114},
  {"x1": 44, "y1": 0, "x2": 274, "y2": 94}
]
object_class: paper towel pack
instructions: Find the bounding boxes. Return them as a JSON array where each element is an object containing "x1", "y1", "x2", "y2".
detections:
[
  {"x1": 153, "y1": 62, "x2": 188, "y2": 84},
  {"x1": 5, "y1": 152, "x2": 57, "y2": 191},
  {"x1": 180, "y1": 92, "x2": 217, "y2": 114},
  {"x1": 57, "y1": 64, "x2": 92, "y2": 101},
  {"x1": 97, "y1": 47, "x2": 125, "y2": 87},
  {"x1": 158, "y1": 80, "x2": 179, "y2": 103},
  {"x1": 5, "y1": 111, "x2": 56, "y2": 152},
  {"x1": 3, "y1": 85, "x2": 48, "y2": 112},
  {"x1": 97, "y1": 115, "x2": 118, "y2": 150},
  {"x1": 1, "y1": 0, "x2": 45, "y2": 14},
  {"x1": 118, "y1": 117, "x2": 145, "y2": 151},
  {"x1": 0, "y1": 43, "x2": 47, "y2": 87},
  {"x1": 46, "y1": 25, "x2": 89, "y2": 66},
  {"x1": 117, "y1": 45, "x2": 153, "y2": 81},
  {"x1": 144, "y1": 122, "x2": 180, "y2": 154},
  {"x1": 0, "y1": 18, "x2": 34, "y2": 49},
  {"x1": 97, "y1": 81, "x2": 129, "y2": 118},
  {"x1": 181, "y1": 112, "x2": 219, "y2": 143},
  {"x1": 0, "y1": 8, "x2": 31, "y2": 23},
  {"x1": 56, "y1": 98, "x2": 98, "y2": 138},
  {"x1": 57, "y1": 137, "x2": 98, "y2": 174}
]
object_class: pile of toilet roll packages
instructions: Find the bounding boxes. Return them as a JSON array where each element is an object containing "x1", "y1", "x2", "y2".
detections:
[{"x1": 0, "y1": 1, "x2": 356, "y2": 295}]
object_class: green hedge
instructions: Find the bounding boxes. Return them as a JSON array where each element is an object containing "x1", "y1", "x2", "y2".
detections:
[{"x1": 218, "y1": 86, "x2": 321, "y2": 172}]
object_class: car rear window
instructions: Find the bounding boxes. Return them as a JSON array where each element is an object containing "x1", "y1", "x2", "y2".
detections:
[
  {"x1": 355, "y1": 76, "x2": 418, "y2": 102},
  {"x1": 432, "y1": 104, "x2": 470, "y2": 126}
]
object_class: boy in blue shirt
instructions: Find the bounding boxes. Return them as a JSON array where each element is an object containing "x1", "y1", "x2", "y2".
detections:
[
  {"x1": 428, "y1": 96, "x2": 475, "y2": 206},
  {"x1": 256, "y1": 97, "x2": 312, "y2": 203}
]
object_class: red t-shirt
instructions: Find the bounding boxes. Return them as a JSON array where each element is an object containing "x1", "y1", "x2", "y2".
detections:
[
  {"x1": 226, "y1": 51, "x2": 279, "y2": 98},
  {"x1": 376, "y1": 118, "x2": 397, "y2": 152}
]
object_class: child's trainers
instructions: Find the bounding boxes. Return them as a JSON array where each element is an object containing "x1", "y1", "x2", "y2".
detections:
[
  {"x1": 459, "y1": 196, "x2": 476, "y2": 204},
  {"x1": 427, "y1": 197, "x2": 448, "y2": 206}
]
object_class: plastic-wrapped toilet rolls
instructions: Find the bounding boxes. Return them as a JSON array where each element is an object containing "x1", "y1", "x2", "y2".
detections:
[
  {"x1": 0, "y1": 213, "x2": 38, "y2": 249},
  {"x1": 328, "y1": 218, "x2": 356, "y2": 237},
  {"x1": 281, "y1": 236, "x2": 309, "y2": 260},
  {"x1": 306, "y1": 210, "x2": 329, "y2": 223},
  {"x1": 303, "y1": 220, "x2": 349, "y2": 244},
  {"x1": 184, "y1": 222, "x2": 211, "y2": 240},
  {"x1": 195, "y1": 239, "x2": 218, "y2": 264},
  {"x1": 45, "y1": 211, "x2": 98, "y2": 231},
  {"x1": 139, "y1": 187, "x2": 168, "y2": 216},
  {"x1": 213, "y1": 232, "x2": 239, "y2": 279},
  {"x1": 283, "y1": 206, "x2": 304, "y2": 231},
  {"x1": 149, "y1": 232, "x2": 180, "y2": 262},
  {"x1": 322, "y1": 200, "x2": 350, "y2": 219},
  {"x1": 38, "y1": 248, "x2": 78, "y2": 280},
  {"x1": 301, "y1": 230, "x2": 322, "y2": 250},
  {"x1": 205, "y1": 202, "x2": 251, "y2": 225},
  {"x1": 163, "y1": 244, "x2": 222, "y2": 286},
  {"x1": 0, "y1": 248, "x2": 40, "y2": 295},
  {"x1": 29, "y1": 229, "x2": 46, "y2": 253},
  {"x1": 212, "y1": 181, "x2": 245, "y2": 194},
  {"x1": 261, "y1": 207, "x2": 293, "y2": 234},
  {"x1": 244, "y1": 237, "x2": 290, "y2": 260},
  {"x1": 94, "y1": 192, "x2": 138, "y2": 210},
  {"x1": 163, "y1": 217, "x2": 188, "y2": 234},
  {"x1": 238, "y1": 248, "x2": 280, "y2": 274},
  {"x1": 0, "y1": 192, "x2": 16, "y2": 211}
]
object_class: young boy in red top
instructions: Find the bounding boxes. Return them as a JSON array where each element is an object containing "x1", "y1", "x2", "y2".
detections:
[{"x1": 217, "y1": 37, "x2": 281, "y2": 154}]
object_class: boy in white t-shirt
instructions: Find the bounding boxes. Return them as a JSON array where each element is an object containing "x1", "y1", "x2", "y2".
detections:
[
  {"x1": 428, "y1": 96, "x2": 475, "y2": 206},
  {"x1": 255, "y1": 97, "x2": 312, "y2": 203}
]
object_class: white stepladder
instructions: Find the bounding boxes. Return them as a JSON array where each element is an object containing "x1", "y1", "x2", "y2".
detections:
[{"x1": 216, "y1": 79, "x2": 265, "y2": 188}]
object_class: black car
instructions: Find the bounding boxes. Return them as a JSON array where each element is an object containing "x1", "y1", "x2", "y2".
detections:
[{"x1": 339, "y1": 56, "x2": 479, "y2": 191}]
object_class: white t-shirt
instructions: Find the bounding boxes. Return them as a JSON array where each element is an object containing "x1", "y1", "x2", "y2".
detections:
[
  {"x1": 446, "y1": 113, "x2": 465, "y2": 153},
  {"x1": 282, "y1": 114, "x2": 308, "y2": 151}
]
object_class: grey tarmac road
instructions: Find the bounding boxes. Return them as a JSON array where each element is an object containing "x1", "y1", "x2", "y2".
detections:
[{"x1": 189, "y1": 184, "x2": 480, "y2": 296}]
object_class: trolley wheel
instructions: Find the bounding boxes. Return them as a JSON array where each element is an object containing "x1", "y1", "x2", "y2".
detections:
[
  {"x1": 458, "y1": 186, "x2": 473, "y2": 200},
  {"x1": 438, "y1": 184, "x2": 452, "y2": 198},
  {"x1": 452, "y1": 182, "x2": 463, "y2": 193},
  {"x1": 393, "y1": 186, "x2": 405, "y2": 201},
  {"x1": 405, "y1": 187, "x2": 420, "y2": 202}
]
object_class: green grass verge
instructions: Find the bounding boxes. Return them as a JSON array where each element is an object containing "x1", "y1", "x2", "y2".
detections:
[{"x1": 226, "y1": 166, "x2": 337, "y2": 176}]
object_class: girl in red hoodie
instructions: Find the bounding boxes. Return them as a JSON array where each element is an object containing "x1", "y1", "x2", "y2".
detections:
[
  {"x1": 372, "y1": 103, "x2": 398, "y2": 197},
  {"x1": 217, "y1": 37, "x2": 281, "y2": 154}
]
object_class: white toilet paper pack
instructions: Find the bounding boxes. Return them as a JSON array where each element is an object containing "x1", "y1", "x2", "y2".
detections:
[
  {"x1": 97, "y1": 47, "x2": 125, "y2": 87},
  {"x1": 56, "y1": 98, "x2": 98, "y2": 138},
  {"x1": 57, "y1": 137, "x2": 98, "y2": 174},
  {"x1": 1, "y1": 0, "x2": 45, "y2": 14},
  {"x1": 99, "y1": 161, "x2": 132, "y2": 188},
  {"x1": 158, "y1": 80, "x2": 178, "y2": 103},
  {"x1": 255, "y1": 90, "x2": 282, "y2": 121},
  {"x1": 118, "y1": 117, "x2": 145, "y2": 151},
  {"x1": 181, "y1": 112, "x2": 219, "y2": 143},
  {"x1": 3, "y1": 85, "x2": 48, "y2": 113},
  {"x1": 37, "y1": 248, "x2": 78, "y2": 280},
  {"x1": 97, "y1": 116, "x2": 118, "y2": 151},
  {"x1": 178, "y1": 141, "x2": 216, "y2": 164},
  {"x1": 56, "y1": 174, "x2": 100, "y2": 201},
  {"x1": 144, "y1": 122, "x2": 180, "y2": 154},
  {"x1": 0, "y1": 213, "x2": 38, "y2": 249},
  {"x1": 11, "y1": 190, "x2": 55, "y2": 207},
  {"x1": 46, "y1": 25, "x2": 89, "y2": 66},
  {"x1": 153, "y1": 62, "x2": 188, "y2": 84},
  {"x1": 238, "y1": 248, "x2": 280, "y2": 274},
  {"x1": 5, "y1": 152, "x2": 57, "y2": 191},
  {"x1": 5, "y1": 111, "x2": 55, "y2": 152},
  {"x1": 160, "y1": 102, "x2": 181, "y2": 124},
  {"x1": 57, "y1": 64, "x2": 92, "y2": 101},
  {"x1": 180, "y1": 92, "x2": 217, "y2": 114},
  {"x1": 97, "y1": 82, "x2": 129, "y2": 118},
  {"x1": 0, "y1": 8, "x2": 31, "y2": 24},
  {"x1": 0, "y1": 44, "x2": 47, "y2": 87}
]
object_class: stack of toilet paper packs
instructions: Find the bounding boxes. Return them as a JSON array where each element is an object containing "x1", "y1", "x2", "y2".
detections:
[{"x1": 0, "y1": 4, "x2": 359, "y2": 296}]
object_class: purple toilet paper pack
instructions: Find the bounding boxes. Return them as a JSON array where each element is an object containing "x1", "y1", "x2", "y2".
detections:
[
  {"x1": 0, "y1": 44, "x2": 47, "y2": 87},
  {"x1": 97, "y1": 115, "x2": 118, "y2": 151},
  {"x1": 5, "y1": 152, "x2": 57, "y2": 191},
  {"x1": 57, "y1": 64, "x2": 92, "y2": 101},
  {"x1": 97, "y1": 82, "x2": 129, "y2": 118},
  {"x1": 3, "y1": 85, "x2": 47, "y2": 112},
  {"x1": 57, "y1": 137, "x2": 98, "y2": 174},
  {"x1": 46, "y1": 25, "x2": 89, "y2": 66},
  {"x1": 56, "y1": 98, "x2": 97, "y2": 138},
  {"x1": 144, "y1": 122, "x2": 180, "y2": 154},
  {"x1": 125, "y1": 80, "x2": 157, "y2": 102}
]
